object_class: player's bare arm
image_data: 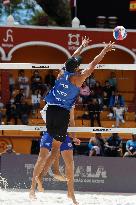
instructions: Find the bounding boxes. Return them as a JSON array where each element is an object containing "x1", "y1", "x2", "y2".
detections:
[
  {"x1": 72, "y1": 36, "x2": 91, "y2": 57},
  {"x1": 71, "y1": 41, "x2": 115, "y2": 87}
]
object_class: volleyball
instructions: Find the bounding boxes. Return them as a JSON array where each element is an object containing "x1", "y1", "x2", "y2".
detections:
[{"x1": 113, "y1": 26, "x2": 127, "y2": 40}]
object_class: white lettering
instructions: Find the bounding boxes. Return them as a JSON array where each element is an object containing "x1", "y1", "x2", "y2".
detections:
[
  {"x1": 2, "y1": 43, "x2": 13, "y2": 48},
  {"x1": 74, "y1": 165, "x2": 107, "y2": 179},
  {"x1": 25, "y1": 164, "x2": 34, "y2": 174},
  {"x1": 56, "y1": 90, "x2": 67, "y2": 96},
  {"x1": 60, "y1": 83, "x2": 68, "y2": 89}
]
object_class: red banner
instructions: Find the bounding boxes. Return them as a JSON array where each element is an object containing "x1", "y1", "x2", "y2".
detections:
[{"x1": 0, "y1": 26, "x2": 136, "y2": 62}]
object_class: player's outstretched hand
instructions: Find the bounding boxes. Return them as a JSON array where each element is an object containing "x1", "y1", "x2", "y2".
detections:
[
  {"x1": 103, "y1": 41, "x2": 115, "y2": 53},
  {"x1": 82, "y1": 36, "x2": 92, "y2": 48}
]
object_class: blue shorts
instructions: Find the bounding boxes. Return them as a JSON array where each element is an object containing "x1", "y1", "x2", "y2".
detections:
[{"x1": 40, "y1": 132, "x2": 73, "y2": 152}]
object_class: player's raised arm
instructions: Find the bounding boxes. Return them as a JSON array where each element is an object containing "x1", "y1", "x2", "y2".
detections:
[
  {"x1": 80, "y1": 41, "x2": 115, "y2": 81},
  {"x1": 72, "y1": 36, "x2": 91, "y2": 57}
]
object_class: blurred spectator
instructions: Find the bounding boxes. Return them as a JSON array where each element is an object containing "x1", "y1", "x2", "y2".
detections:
[
  {"x1": 88, "y1": 137, "x2": 100, "y2": 156},
  {"x1": 14, "y1": 89, "x2": 25, "y2": 112},
  {"x1": 124, "y1": 134, "x2": 136, "y2": 157},
  {"x1": 6, "y1": 100, "x2": 18, "y2": 125},
  {"x1": 0, "y1": 144, "x2": 18, "y2": 155},
  {"x1": 103, "y1": 91, "x2": 109, "y2": 108},
  {"x1": 80, "y1": 81, "x2": 90, "y2": 104},
  {"x1": 9, "y1": 93, "x2": 15, "y2": 104},
  {"x1": 0, "y1": 96, "x2": 4, "y2": 109},
  {"x1": 113, "y1": 103, "x2": 126, "y2": 127},
  {"x1": 31, "y1": 89, "x2": 41, "y2": 114},
  {"x1": 15, "y1": 89, "x2": 25, "y2": 102},
  {"x1": 44, "y1": 70, "x2": 56, "y2": 88},
  {"x1": 104, "y1": 133, "x2": 122, "y2": 157},
  {"x1": 108, "y1": 90, "x2": 125, "y2": 119},
  {"x1": 109, "y1": 90, "x2": 125, "y2": 108},
  {"x1": 108, "y1": 71, "x2": 117, "y2": 90},
  {"x1": 94, "y1": 81, "x2": 103, "y2": 98},
  {"x1": 89, "y1": 87, "x2": 95, "y2": 100},
  {"x1": 16, "y1": 70, "x2": 30, "y2": 98},
  {"x1": 87, "y1": 98, "x2": 102, "y2": 127},
  {"x1": 86, "y1": 73, "x2": 96, "y2": 88},
  {"x1": 9, "y1": 73, "x2": 15, "y2": 96},
  {"x1": 93, "y1": 81, "x2": 103, "y2": 107},
  {"x1": 17, "y1": 98, "x2": 31, "y2": 125},
  {"x1": 31, "y1": 70, "x2": 43, "y2": 93},
  {"x1": 103, "y1": 81, "x2": 113, "y2": 104},
  {"x1": 42, "y1": 86, "x2": 49, "y2": 99},
  {"x1": 88, "y1": 133, "x2": 105, "y2": 156}
]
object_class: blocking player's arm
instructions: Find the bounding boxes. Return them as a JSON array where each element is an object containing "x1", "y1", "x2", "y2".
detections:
[
  {"x1": 72, "y1": 36, "x2": 91, "y2": 57},
  {"x1": 69, "y1": 107, "x2": 80, "y2": 145},
  {"x1": 78, "y1": 42, "x2": 115, "y2": 83}
]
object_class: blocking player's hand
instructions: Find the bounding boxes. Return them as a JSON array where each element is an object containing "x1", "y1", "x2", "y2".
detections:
[
  {"x1": 82, "y1": 36, "x2": 92, "y2": 48},
  {"x1": 73, "y1": 138, "x2": 81, "y2": 145},
  {"x1": 103, "y1": 41, "x2": 115, "y2": 53}
]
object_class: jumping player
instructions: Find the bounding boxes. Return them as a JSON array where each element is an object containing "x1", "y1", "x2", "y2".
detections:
[
  {"x1": 30, "y1": 37, "x2": 115, "y2": 203},
  {"x1": 43, "y1": 38, "x2": 115, "y2": 175},
  {"x1": 30, "y1": 106, "x2": 80, "y2": 205}
]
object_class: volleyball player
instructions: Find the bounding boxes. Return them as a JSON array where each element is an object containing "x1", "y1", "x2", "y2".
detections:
[
  {"x1": 30, "y1": 37, "x2": 115, "y2": 202},
  {"x1": 43, "y1": 38, "x2": 115, "y2": 175},
  {"x1": 30, "y1": 106, "x2": 80, "y2": 205}
]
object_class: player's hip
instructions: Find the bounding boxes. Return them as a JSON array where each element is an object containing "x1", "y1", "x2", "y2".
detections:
[{"x1": 40, "y1": 132, "x2": 73, "y2": 151}]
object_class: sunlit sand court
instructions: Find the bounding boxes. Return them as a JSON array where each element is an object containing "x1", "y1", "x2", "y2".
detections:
[{"x1": 0, "y1": 189, "x2": 136, "y2": 205}]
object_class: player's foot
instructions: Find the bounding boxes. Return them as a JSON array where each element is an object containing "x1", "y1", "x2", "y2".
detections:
[
  {"x1": 72, "y1": 202, "x2": 79, "y2": 205},
  {"x1": 67, "y1": 192, "x2": 79, "y2": 205},
  {"x1": 29, "y1": 190, "x2": 37, "y2": 200},
  {"x1": 53, "y1": 173, "x2": 67, "y2": 181}
]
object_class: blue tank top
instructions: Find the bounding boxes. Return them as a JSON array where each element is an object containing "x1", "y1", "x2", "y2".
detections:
[{"x1": 45, "y1": 71, "x2": 80, "y2": 110}]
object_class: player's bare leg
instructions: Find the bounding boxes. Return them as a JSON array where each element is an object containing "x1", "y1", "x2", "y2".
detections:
[
  {"x1": 37, "y1": 171, "x2": 45, "y2": 192},
  {"x1": 37, "y1": 152, "x2": 66, "y2": 192},
  {"x1": 29, "y1": 148, "x2": 49, "y2": 199},
  {"x1": 40, "y1": 139, "x2": 63, "y2": 178},
  {"x1": 61, "y1": 150, "x2": 79, "y2": 205},
  {"x1": 52, "y1": 152, "x2": 67, "y2": 181}
]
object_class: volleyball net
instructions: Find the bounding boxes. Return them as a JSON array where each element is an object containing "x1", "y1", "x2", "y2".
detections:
[
  {"x1": 0, "y1": 63, "x2": 136, "y2": 70},
  {"x1": 0, "y1": 63, "x2": 136, "y2": 134},
  {"x1": 0, "y1": 125, "x2": 136, "y2": 133}
]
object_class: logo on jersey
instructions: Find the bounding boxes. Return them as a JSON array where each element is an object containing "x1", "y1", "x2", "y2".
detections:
[
  {"x1": 45, "y1": 143, "x2": 50, "y2": 147},
  {"x1": 68, "y1": 143, "x2": 72, "y2": 147}
]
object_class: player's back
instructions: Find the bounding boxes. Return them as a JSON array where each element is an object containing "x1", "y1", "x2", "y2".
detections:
[{"x1": 45, "y1": 71, "x2": 80, "y2": 110}]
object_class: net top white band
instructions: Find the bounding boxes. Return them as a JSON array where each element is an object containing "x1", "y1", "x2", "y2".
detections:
[
  {"x1": 0, "y1": 125, "x2": 136, "y2": 133},
  {"x1": 0, "y1": 63, "x2": 136, "y2": 70}
]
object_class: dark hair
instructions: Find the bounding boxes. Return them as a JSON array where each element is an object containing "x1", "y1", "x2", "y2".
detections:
[{"x1": 64, "y1": 56, "x2": 82, "y2": 73}]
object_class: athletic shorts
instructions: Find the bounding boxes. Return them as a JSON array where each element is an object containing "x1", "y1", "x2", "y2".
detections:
[
  {"x1": 46, "y1": 105, "x2": 70, "y2": 142},
  {"x1": 40, "y1": 132, "x2": 73, "y2": 152}
]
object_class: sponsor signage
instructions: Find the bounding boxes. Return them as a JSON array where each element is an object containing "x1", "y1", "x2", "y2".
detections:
[{"x1": 1, "y1": 154, "x2": 136, "y2": 192}]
